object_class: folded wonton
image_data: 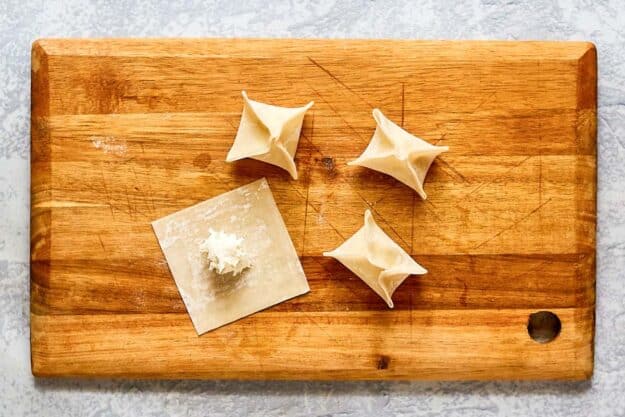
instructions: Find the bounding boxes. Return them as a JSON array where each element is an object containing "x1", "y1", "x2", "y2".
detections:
[
  {"x1": 226, "y1": 91, "x2": 314, "y2": 179},
  {"x1": 323, "y1": 210, "x2": 427, "y2": 308},
  {"x1": 349, "y1": 108, "x2": 448, "y2": 199}
]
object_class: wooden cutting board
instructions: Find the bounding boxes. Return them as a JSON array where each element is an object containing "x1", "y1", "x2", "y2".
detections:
[{"x1": 30, "y1": 39, "x2": 596, "y2": 380}]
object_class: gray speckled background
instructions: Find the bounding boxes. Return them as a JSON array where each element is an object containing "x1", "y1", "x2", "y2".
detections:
[{"x1": 1, "y1": 1, "x2": 624, "y2": 416}]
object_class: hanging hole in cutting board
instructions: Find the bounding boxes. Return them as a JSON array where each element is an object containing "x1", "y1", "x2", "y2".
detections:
[{"x1": 527, "y1": 311, "x2": 562, "y2": 343}]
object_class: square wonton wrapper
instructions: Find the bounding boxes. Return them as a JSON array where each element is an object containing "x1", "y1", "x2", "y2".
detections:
[{"x1": 152, "y1": 178, "x2": 309, "y2": 334}]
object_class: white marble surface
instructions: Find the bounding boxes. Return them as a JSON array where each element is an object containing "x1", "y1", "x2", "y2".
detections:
[{"x1": 1, "y1": 0, "x2": 624, "y2": 415}]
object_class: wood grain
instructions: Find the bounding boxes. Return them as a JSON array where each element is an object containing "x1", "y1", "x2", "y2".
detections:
[{"x1": 31, "y1": 39, "x2": 596, "y2": 380}]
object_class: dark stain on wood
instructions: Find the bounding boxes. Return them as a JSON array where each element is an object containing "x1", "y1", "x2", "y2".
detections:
[
  {"x1": 321, "y1": 157, "x2": 335, "y2": 172},
  {"x1": 377, "y1": 355, "x2": 391, "y2": 370},
  {"x1": 193, "y1": 153, "x2": 212, "y2": 169}
]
